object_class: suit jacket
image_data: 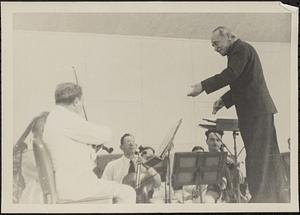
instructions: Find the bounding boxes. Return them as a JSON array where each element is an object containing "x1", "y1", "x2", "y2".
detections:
[{"x1": 201, "y1": 39, "x2": 277, "y2": 120}]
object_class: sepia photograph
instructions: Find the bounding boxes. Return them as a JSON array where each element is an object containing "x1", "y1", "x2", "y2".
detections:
[{"x1": 1, "y1": 1, "x2": 299, "y2": 213}]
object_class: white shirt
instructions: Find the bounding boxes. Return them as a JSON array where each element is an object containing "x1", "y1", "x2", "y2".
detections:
[
  {"x1": 102, "y1": 155, "x2": 161, "y2": 192},
  {"x1": 43, "y1": 105, "x2": 111, "y2": 198},
  {"x1": 102, "y1": 155, "x2": 133, "y2": 183}
]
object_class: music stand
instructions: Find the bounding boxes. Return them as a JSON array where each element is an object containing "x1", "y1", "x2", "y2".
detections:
[
  {"x1": 93, "y1": 154, "x2": 122, "y2": 178},
  {"x1": 172, "y1": 152, "x2": 227, "y2": 203},
  {"x1": 199, "y1": 118, "x2": 242, "y2": 203},
  {"x1": 150, "y1": 119, "x2": 182, "y2": 203}
]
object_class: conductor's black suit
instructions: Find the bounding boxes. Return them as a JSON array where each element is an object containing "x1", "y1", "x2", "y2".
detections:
[{"x1": 201, "y1": 39, "x2": 286, "y2": 202}]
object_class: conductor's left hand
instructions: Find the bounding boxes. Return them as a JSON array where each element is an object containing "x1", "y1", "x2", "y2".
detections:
[{"x1": 212, "y1": 98, "x2": 225, "y2": 114}]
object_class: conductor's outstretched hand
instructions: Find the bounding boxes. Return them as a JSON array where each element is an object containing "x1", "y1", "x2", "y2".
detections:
[{"x1": 187, "y1": 83, "x2": 204, "y2": 97}]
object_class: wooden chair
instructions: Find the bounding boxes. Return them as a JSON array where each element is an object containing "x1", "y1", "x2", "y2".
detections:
[{"x1": 32, "y1": 138, "x2": 113, "y2": 204}]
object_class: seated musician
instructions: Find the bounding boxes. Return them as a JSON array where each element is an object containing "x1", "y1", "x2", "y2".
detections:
[
  {"x1": 204, "y1": 129, "x2": 251, "y2": 203},
  {"x1": 202, "y1": 129, "x2": 231, "y2": 203},
  {"x1": 138, "y1": 146, "x2": 177, "y2": 204},
  {"x1": 179, "y1": 129, "x2": 249, "y2": 203},
  {"x1": 138, "y1": 146, "x2": 160, "y2": 200},
  {"x1": 192, "y1": 146, "x2": 205, "y2": 152},
  {"x1": 102, "y1": 133, "x2": 161, "y2": 203},
  {"x1": 43, "y1": 82, "x2": 136, "y2": 203}
]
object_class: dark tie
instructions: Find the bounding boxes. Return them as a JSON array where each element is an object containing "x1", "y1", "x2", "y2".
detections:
[{"x1": 128, "y1": 160, "x2": 135, "y2": 173}]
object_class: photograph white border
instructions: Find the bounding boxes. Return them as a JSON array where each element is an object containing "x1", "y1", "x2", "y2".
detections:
[{"x1": 1, "y1": 1, "x2": 298, "y2": 213}]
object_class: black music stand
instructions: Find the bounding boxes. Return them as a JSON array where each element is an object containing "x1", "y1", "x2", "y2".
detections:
[
  {"x1": 93, "y1": 154, "x2": 122, "y2": 178},
  {"x1": 172, "y1": 152, "x2": 227, "y2": 203},
  {"x1": 152, "y1": 119, "x2": 183, "y2": 203},
  {"x1": 199, "y1": 118, "x2": 242, "y2": 203},
  {"x1": 215, "y1": 119, "x2": 241, "y2": 203}
]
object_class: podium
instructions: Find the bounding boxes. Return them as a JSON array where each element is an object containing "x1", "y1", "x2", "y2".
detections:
[
  {"x1": 172, "y1": 152, "x2": 227, "y2": 203},
  {"x1": 199, "y1": 118, "x2": 239, "y2": 132}
]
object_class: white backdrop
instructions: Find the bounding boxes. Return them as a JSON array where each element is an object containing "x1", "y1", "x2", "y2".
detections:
[{"x1": 13, "y1": 30, "x2": 291, "y2": 163}]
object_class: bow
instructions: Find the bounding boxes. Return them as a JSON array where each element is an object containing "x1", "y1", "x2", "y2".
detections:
[
  {"x1": 71, "y1": 66, "x2": 113, "y2": 154},
  {"x1": 72, "y1": 66, "x2": 88, "y2": 121}
]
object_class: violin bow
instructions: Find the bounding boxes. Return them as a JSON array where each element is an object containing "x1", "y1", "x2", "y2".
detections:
[
  {"x1": 72, "y1": 66, "x2": 88, "y2": 121},
  {"x1": 71, "y1": 66, "x2": 113, "y2": 154}
]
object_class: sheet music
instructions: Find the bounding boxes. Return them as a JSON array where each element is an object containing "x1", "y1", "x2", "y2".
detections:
[{"x1": 155, "y1": 119, "x2": 182, "y2": 159}]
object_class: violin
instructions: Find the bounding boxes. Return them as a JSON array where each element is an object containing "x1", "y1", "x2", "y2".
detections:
[
  {"x1": 92, "y1": 144, "x2": 114, "y2": 154},
  {"x1": 220, "y1": 144, "x2": 240, "y2": 169},
  {"x1": 122, "y1": 152, "x2": 154, "y2": 203}
]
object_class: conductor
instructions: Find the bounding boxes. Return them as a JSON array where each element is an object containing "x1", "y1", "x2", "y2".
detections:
[{"x1": 187, "y1": 26, "x2": 287, "y2": 203}]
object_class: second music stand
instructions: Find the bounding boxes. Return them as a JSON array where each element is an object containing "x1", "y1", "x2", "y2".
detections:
[
  {"x1": 172, "y1": 152, "x2": 227, "y2": 203},
  {"x1": 199, "y1": 118, "x2": 242, "y2": 202}
]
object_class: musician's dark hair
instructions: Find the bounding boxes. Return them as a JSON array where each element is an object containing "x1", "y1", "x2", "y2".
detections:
[
  {"x1": 192, "y1": 146, "x2": 204, "y2": 152},
  {"x1": 120, "y1": 133, "x2": 133, "y2": 145},
  {"x1": 139, "y1": 145, "x2": 155, "y2": 155},
  {"x1": 205, "y1": 129, "x2": 224, "y2": 139},
  {"x1": 55, "y1": 82, "x2": 82, "y2": 105}
]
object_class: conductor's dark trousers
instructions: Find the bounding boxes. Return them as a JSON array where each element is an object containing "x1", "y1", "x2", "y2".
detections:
[{"x1": 239, "y1": 113, "x2": 287, "y2": 203}]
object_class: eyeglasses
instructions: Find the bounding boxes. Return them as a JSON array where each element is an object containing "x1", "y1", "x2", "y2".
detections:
[{"x1": 141, "y1": 151, "x2": 147, "y2": 156}]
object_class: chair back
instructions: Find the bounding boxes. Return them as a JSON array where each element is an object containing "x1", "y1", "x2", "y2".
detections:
[
  {"x1": 93, "y1": 154, "x2": 122, "y2": 178},
  {"x1": 32, "y1": 137, "x2": 57, "y2": 203}
]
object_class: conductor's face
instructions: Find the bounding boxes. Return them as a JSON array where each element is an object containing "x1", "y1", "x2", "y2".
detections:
[
  {"x1": 121, "y1": 135, "x2": 137, "y2": 155},
  {"x1": 206, "y1": 132, "x2": 223, "y2": 152},
  {"x1": 211, "y1": 32, "x2": 231, "y2": 56}
]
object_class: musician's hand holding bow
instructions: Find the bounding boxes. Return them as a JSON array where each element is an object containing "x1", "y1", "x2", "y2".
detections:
[
  {"x1": 137, "y1": 156, "x2": 157, "y2": 176},
  {"x1": 92, "y1": 143, "x2": 113, "y2": 153},
  {"x1": 226, "y1": 156, "x2": 235, "y2": 166},
  {"x1": 219, "y1": 177, "x2": 227, "y2": 190}
]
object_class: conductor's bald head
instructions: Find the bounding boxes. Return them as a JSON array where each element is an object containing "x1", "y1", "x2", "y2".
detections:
[
  {"x1": 211, "y1": 26, "x2": 238, "y2": 56},
  {"x1": 212, "y1": 26, "x2": 237, "y2": 39}
]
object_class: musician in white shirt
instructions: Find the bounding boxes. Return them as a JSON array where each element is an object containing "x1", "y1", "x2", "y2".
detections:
[
  {"x1": 102, "y1": 134, "x2": 138, "y2": 183},
  {"x1": 43, "y1": 82, "x2": 136, "y2": 203},
  {"x1": 102, "y1": 134, "x2": 161, "y2": 200}
]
